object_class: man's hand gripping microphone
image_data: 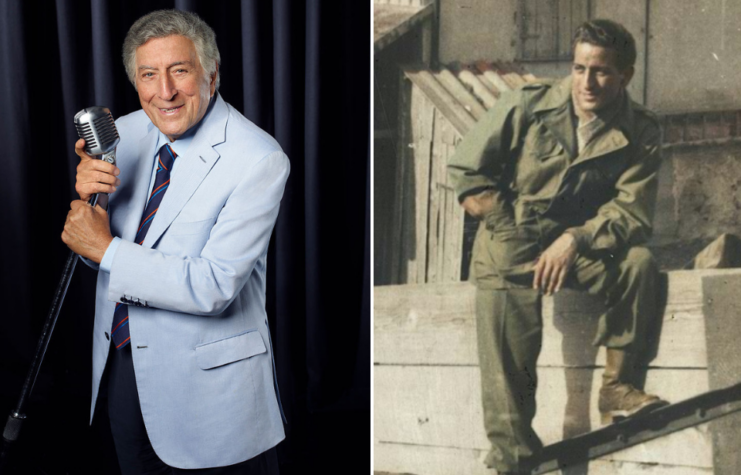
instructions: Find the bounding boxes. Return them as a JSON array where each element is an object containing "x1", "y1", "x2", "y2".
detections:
[{"x1": 73, "y1": 107, "x2": 120, "y2": 210}]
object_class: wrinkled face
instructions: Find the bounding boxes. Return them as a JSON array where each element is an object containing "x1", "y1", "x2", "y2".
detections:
[
  {"x1": 135, "y1": 35, "x2": 216, "y2": 141},
  {"x1": 571, "y1": 42, "x2": 633, "y2": 117}
]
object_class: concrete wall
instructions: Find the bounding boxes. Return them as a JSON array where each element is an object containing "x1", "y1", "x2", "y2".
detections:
[
  {"x1": 437, "y1": 0, "x2": 741, "y2": 111},
  {"x1": 669, "y1": 142, "x2": 741, "y2": 242},
  {"x1": 438, "y1": 0, "x2": 518, "y2": 64},
  {"x1": 648, "y1": 0, "x2": 741, "y2": 113}
]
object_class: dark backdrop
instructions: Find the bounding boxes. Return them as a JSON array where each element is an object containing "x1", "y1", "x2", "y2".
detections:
[{"x1": 0, "y1": 0, "x2": 369, "y2": 473}]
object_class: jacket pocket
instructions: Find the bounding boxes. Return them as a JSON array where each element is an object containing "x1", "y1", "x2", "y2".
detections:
[
  {"x1": 528, "y1": 125, "x2": 563, "y2": 161},
  {"x1": 472, "y1": 223, "x2": 540, "y2": 289},
  {"x1": 535, "y1": 138, "x2": 563, "y2": 161},
  {"x1": 168, "y1": 216, "x2": 217, "y2": 236},
  {"x1": 195, "y1": 330, "x2": 267, "y2": 370},
  {"x1": 483, "y1": 208, "x2": 516, "y2": 233}
]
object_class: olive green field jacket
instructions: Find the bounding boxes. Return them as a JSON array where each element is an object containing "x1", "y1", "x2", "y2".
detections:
[{"x1": 448, "y1": 77, "x2": 663, "y2": 255}]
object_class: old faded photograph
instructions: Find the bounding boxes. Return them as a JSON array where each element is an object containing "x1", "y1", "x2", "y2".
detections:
[{"x1": 373, "y1": 0, "x2": 741, "y2": 474}]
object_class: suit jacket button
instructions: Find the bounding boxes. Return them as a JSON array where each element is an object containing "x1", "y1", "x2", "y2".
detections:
[{"x1": 105, "y1": 332, "x2": 110, "y2": 341}]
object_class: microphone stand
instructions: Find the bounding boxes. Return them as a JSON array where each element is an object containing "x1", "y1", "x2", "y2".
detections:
[{"x1": 0, "y1": 193, "x2": 104, "y2": 473}]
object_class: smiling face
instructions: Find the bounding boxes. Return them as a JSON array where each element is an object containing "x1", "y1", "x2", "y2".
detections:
[
  {"x1": 135, "y1": 35, "x2": 217, "y2": 141},
  {"x1": 571, "y1": 42, "x2": 634, "y2": 118}
]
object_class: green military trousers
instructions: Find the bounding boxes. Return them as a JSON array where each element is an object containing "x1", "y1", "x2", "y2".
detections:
[{"x1": 471, "y1": 217, "x2": 660, "y2": 472}]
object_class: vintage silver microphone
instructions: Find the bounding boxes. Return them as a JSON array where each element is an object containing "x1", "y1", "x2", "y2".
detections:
[
  {"x1": 73, "y1": 106, "x2": 120, "y2": 210},
  {"x1": 0, "y1": 107, "x2": 120, "y2": 472}
]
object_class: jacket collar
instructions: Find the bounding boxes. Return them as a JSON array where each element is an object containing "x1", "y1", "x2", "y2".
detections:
[
  {"x1": 138, "y1": 93, "x2": 229, "y2": 248},
  {"x1": 532, "y1": 76, "x2": 635, "y2": 166},
  {"x1": 531, "y1": 77, "x2": 577, "y2": 158}
]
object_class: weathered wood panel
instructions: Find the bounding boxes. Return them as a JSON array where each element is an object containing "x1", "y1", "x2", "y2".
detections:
[
  {"x1": 389, "y1": 73, "x2": 412, "y2": 284},
  {"x1": 398, "y1": 80, "x2": 468, "y2": 286},
  {"x1": 434, "y1": 69, "x2": 487, "y2": 120},
  {"x1": 405, "y1": 69, "x2": 476, "y2": 136},
  {"x1": 482, "y1": 69, "x2": 511, "y2": 93},
  {"x1": 405, "y1": 85, "x2": 435, "y2": 283},
  {"x1": 456, "y1": 69, "x2": 499, "y2": 108},
  {"x1": 425, "y1": 109, "x2": 441, "y2": 284},
  {"x1": 492, "y1": 61, "x2": 527, "y2": 89},
  {"x1": 374, "y1": 365, "x2": 711, "y2": 468}
]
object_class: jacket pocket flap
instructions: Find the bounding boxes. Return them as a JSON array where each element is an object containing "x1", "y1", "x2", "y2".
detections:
[
  {"x1": 535, "y1": 140, "x2": 563, "y2": 161},
  {"x1": 168, "y1": 217, "x2": 217, "y2": 236},
  {"x1": 195, "y1": 330, "x2": 267, "y2": 370}
]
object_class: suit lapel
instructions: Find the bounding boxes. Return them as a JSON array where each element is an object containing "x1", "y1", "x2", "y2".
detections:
[{"x1": 141, "y1": 94, "x2": 228, "y2": 248}]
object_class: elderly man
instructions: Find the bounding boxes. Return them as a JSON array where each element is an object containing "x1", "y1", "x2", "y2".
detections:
[
  {"x1": 448, "y1": 20, "x2": 667, "y2": 474},
  {"x1": 62, "y1": 10, "x2": 288, "y2": 474}
]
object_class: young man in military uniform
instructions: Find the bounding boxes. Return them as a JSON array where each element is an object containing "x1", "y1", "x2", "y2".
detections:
[{"x1": 448, "y1": 20, "x2": 667, "y2": 474}]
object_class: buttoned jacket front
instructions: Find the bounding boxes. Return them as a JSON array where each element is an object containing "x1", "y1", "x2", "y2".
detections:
[
  {"x1": 83, "y1": 93, "x2": 289, "y2": 469},
  {"x1": 448, "y1": 77, "x2": 662, "y2": 287}
]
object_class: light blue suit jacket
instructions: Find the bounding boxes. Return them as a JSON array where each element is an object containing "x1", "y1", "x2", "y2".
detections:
[{"x1": 83, "y1": 94, "x2": 288, "y2": 469}]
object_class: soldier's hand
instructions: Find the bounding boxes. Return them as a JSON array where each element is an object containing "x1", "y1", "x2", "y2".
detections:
[
  {"x1": 533, "y1": 233, "x2": 578, "y2": 295},
  {"x1": 74, "y1": 138, "x2": 121, "y2": 201},
  {"x1": 461, "y1": 191, "x2": 495, "y2": 219}
]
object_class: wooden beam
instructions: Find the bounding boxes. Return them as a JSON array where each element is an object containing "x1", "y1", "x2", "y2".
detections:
[{"x1": 374, "y1": 4, "x2": 434, "y2": 53}]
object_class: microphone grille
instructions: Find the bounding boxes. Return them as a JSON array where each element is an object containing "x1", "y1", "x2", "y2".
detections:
[
  {"x1": 74, "y1": 106, "x2": 120, "y2": 156},
  {"x1": 75, "y1": 122, "x2": 97, "y2": 150}
]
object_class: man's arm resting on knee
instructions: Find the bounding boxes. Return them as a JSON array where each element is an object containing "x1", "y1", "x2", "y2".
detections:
[
  {"x1": 533, "y1": 232, "x2": 578, "y2": 295},
  {"x1": 564, "y1": 125, "x2": 663, "y2": 254}
]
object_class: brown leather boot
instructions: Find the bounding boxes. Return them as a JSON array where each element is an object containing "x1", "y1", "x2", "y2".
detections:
[{"x1": 599, "y1": 348, "x2": 668, "y2": 425}]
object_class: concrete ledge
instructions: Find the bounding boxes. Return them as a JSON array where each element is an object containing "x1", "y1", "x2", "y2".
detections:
[
  {"x1": 374, "y1": 269, "x2": 741, "y2": 473},
  {"x1": 375, "y1": 270, "x2": 741, "y2": 368},
  {"x1": 375, "y1": 442, "x2": 714, "y2": 475}
]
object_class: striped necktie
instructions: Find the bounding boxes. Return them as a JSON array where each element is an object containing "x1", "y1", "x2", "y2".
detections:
[{"x1": 111, "y1": 143, "x2": 177, "y2": 350}]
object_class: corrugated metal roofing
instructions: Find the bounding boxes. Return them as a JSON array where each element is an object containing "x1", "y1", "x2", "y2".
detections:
[{"x1": 403, "y1": 61, "x2": 535, "y2": 136}]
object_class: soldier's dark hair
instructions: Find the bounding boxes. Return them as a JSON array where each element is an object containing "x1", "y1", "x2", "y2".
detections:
[{"x1": 572, "y1": 19, "x2": 636, "y2": 71}]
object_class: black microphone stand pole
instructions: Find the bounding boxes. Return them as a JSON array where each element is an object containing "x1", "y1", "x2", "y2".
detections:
[{"x1": 0, "y1": 193, "x2": 103, "y2": 473}]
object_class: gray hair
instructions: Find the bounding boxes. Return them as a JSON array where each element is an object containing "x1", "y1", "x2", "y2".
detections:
[{"x1": 123, "y1": 9, "x2": 221, "y2": 91}]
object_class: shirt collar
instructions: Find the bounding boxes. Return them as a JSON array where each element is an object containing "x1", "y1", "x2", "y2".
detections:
[
  {"x1": 155, "y1": 126, "x2": 195, "y2": 159},
  {"x1": 574, "y1": 93, "x2": 624, "y2": 151}
]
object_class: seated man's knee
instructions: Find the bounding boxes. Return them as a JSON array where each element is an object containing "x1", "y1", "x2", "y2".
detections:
[{"x1": 622, "y1": 247, "x2": 658, "y2": 277}]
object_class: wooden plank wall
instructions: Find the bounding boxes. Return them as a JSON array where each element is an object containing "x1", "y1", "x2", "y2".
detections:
[
  {"x1": 374, "y1": 269, "x2": 741, "y2": 474},
  {"x1": 397, "y1": 79, "x2": 465, "y2": 284},
  {"x1": 392, "y1": 64, "x2": 534, "y2": 285}
]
